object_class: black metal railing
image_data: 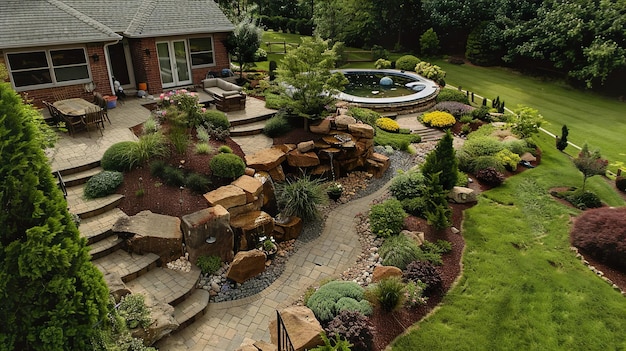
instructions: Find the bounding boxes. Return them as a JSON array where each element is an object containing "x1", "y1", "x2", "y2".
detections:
[
  {"x1": 276, "y1": 310, "x2": 295, "y2": 351},
  {"x1": 54, "y1": 171, "x2": 68, "y2": 199}
]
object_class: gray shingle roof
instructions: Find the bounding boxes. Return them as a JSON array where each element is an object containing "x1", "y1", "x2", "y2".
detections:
[{"x1": 0, "y1": 0, "x2": 234, "y2": 49}]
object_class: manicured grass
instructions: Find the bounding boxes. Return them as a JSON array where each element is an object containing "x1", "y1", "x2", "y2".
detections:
[
  {"x1": 429, "y1": 59, "x2": 626, "y2": 172},
  {"x1": 391, "y1": 132, "x2": 626, "y2": 351}
]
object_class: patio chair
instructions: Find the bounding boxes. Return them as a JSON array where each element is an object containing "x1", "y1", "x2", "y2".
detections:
[
  {"x1": 59, "y1": 110, "x2": 84, "y2": 137},
  {"x1": 92, "y1": 92, "x2": 111, "y2": 125},
  {"x1": 42, "y1": 100, "x2": 61, "y2": 125},
  {"x1": 81, "y1": 107, "x2": 104, "y2": 138}
]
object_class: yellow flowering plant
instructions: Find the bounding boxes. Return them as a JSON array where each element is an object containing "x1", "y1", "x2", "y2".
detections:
[
  {"x1": 421, "y1": 111, "x2": 456, "y2": 128},
  {"x1": 376, "y1": 117, "x2": 400, "y2": 132}
]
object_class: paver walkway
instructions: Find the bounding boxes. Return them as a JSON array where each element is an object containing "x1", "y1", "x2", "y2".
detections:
[{"x1": 156, "y1": 183, "x2": 391, "y2": 351}]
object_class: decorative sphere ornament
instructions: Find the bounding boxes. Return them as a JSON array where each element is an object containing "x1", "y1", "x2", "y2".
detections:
[{"x1": 379, "y1": 76, "x2": 393, "y2": 86}]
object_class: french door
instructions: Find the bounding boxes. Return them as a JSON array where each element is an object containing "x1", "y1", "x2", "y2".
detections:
[{"x1": 157, "y1": 40, "x2": 192, "y2": 88}]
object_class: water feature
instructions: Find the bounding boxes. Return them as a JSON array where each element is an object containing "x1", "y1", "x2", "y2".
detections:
[{"x1": 334, "y1": 69, "x2": 440, "y2": 112}]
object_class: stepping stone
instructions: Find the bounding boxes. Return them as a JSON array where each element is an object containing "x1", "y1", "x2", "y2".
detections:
[
  {"x1": 125, "y1": 266, "x2": 201, "y2": 306},
  {"x1": 92, "y1": 249, "x2": 160, "y2": 283}
]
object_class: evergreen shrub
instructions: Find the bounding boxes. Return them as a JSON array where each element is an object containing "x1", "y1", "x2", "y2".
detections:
[
  {"x1": 562, "y1": 189, "x2": 603, "y2": 210},
  {"x1": 390, "y1": 170, "x2": 427, "y2": 200},
  {"x1": 185, "y1": 173, "x2": 212, "y2": 193},
  {"x1": 196, "y1": 255, "x2": 222, "y2": 275},
  {"x1": 306, "y1": 281, "x2": 372, "y2": 323},
  {"x1": 348, "y1": 107, "x2": 380, "y2": 128},
  {"x1": 118, "y1": 294, "x2": 152, "y2": 329},
  {"x1": 84, "y1": 171, "x2": 123, "y2": 199},
  {"x1": 436, "y1": 89, "x2": 470, "y2": 104},
  {"x1": 162, "y1": 166, "x2": 186, "y2": 186},
  {"x1": 375, "y1": 117, "x2": 400, "y2": 132},
  {"x1": 374, "y1": 129, "x2": 420, "y2": 151},
  {"x1": 395, "y1": 55, "x2": 421, "y2": 71},
  {"x1": 210, "y1": 153, "x2": 246, "y2": 179},
  {"x1": 218, "y1": 145, "x2": 233, "y2": 153},
  {"x1": 198, "y1": 110, "x2": 230, "y2": 130},
  {"x1": 369, "y1": 199, "x2": 407, "y2": 237}
]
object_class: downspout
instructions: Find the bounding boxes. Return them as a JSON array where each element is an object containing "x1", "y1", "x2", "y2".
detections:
[{"x1": 103, "y1": 40, "x2": 121, "y2": 95}]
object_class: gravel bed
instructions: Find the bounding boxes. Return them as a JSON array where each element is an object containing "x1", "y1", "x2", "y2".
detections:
[{"x1": 202, "y1": 143, "x2": 437, "y2": 302}]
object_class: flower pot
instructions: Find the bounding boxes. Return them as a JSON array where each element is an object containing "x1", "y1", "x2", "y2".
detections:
[{"x1": 328, "y1": 191, "x2": 342, "y2": 201}]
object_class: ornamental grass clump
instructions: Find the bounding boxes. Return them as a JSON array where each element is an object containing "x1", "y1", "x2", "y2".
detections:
[
  {"x1": 275, "y1": 175, "x2": 327, "y2": 222},
  {"x1": 306, "y1": 281, "x2": 372, "y2": 323},
  {"x1": 366, "y1": 276, "x2": 405, "y2": 312},
  {"x1": 379, "y1": 234, "x2": 425, "y2": 270},
  {"x1": 421, "y1": 111, "x2": 456, "y2": 128},
  {"x1": 375, "y1": 117, "x2": 400, "y2": 132},
  {"x1": 369, "y1": 198, "x2": 407, "y2": 237},
  {"x1": 101, "y1": 141, "x2": 136, "y2": 171}
]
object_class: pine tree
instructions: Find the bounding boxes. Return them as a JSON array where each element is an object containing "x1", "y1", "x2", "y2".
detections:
[
  {"x1": 421, "y1": 130, "x2": 458, "y2": 190},
  {"x1": 0, "y1": 82, "x2": 109, "y2": 350}
]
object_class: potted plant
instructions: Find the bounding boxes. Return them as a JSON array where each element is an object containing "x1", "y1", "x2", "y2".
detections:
[
  {"x1": 327, "y1": 182, "x2": 343, "y2": 201},
  {"x1": 257, "y1": 236, "x2": 277, "y2": 260}
]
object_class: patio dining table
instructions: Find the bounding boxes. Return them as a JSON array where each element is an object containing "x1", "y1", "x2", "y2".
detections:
[{"x1": 53, "y1": 98, "x2": 99, "y2": 117}]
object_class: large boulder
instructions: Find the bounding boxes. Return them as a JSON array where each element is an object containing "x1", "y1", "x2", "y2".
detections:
[
  {"x1": 232, "y1": 175, "x2": 264, "y2": 203},
  {"x1": 372, "y1": 266, "x2": 403, "y2": 283},
  {"x1": 366, "y1": 153, "x2": 390, "y2": 178},
  {"x1": 245, "y1": 147, "x2": 286, "y2": 171},
  {"x1": 230, "y1": 211, "x2": 275, "y2": 251},
  {"x1": 335, "y1": 114, "x2": 356, "y2": 130},
  {"x1": 113, "y1": 210, "x2": 183, "y2": 263},
  {"x1": 102, "y1": 271, "x2": 130, "y2": 303},
  {"x1": 254, "y1": 171, "x2": 277, "y2": 214},
  {"x1": 448, "y1": 186, "x2": 477, "y2": 204},
  {"x1": 268, "y1": 164, "x2": 286, "y2": 182},
  {"x1": 309, "y1": 118, "x2": 331, "y2": 134},
  {"x1": 348, "y1": 123, "x2": 375, "y2": 139},
  {"x1": 181, "y1": 205, "x2": 234, "y2": 263},
  {"x1": 287, "y1": 150, "x2": 320, "y2": 168},
  {"x1": 226, "y1": 250, "x2": 267, "y2": 283},
  {"x1": 269, "y1": 306, "x2": 323, "y2": 351},
  {"x1": 273, "y1": 216, "x2": 303, "y2": 242},
  {"x1": 131, "y1": 292, "x2": 179, "y2": 346},
  {"x1": 204, "y1": 185, "x2": 247, "y2": 209}
]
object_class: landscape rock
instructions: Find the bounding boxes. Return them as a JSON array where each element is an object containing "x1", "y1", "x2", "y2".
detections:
[
  {"x1": 102, "y1": 271, "x2": 130, "y2": 302},
  {"x1": 348, "y1": 123, "x2": 375, "y2": 139},
  {"x1": 273, "y1": 216, "x2": 303, "y2": 241},
  {"x1": 366, "y1": 153, "x2": 390, "y2": 178},
  {"x1": 245, "y1": 147, "x2": 286, "y2": 171},
  {"x1": 113, "y1": 210, "x2": 183, "y2": 263},
  {"x1": 401, "y1": 230, "x2": 425, "y2": 246},
  {"x1": 520, "y1": 152, "x2": 537, "y2": 163},
  {"x1": 204, "y1": 185, "x2": 247, "y2": 209},
  {"x1": 268, "y1": 164, "x2": 286, "y2": 182},
  {"x1": 297, "y1": 140, "x2": 315, "y2": 153},
  {"x1": 226, "y1": 250, "x2": 267, "y2": 283},
  {"x1": 310, "y1": 119, "x2": 331, "y2": 134},
  {"x1": 448, "y1": 186, "x2": 477, "y2": 203},
  {"x1": 287, "y1": 150, "x2": 320, "y2": 167},
  {"x1": 232, "y1": 175, "x2": 263, "y2": 203},
  {"x1": 181, "y1": 205, "x2": 234, "y2": 263},
  {"x1": 230, "y1": 211, "x2": 275, "y2": 251},
  {"x1": 269, "y1": 306, "x2": 323, "y2": 351},
  {"x1": 131, "y1": 292, "x2": 179, "y2": 346},
  {"x1": 372, "y1": 266, "x2": 403, "y2": 282},
  {"x1": 335, "y1": 114, "x2": 356, "y2": 130}
]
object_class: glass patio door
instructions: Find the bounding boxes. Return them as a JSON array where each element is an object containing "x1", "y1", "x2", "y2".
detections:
[{"x1": 157, "y1": 40, "x2": 192, "y2": 88}]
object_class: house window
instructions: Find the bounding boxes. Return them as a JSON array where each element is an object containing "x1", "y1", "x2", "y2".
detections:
[
  {"x1": 189, "y1": 37, "x2": 214, "y2": 67},
  {"x1": 7, "y1": 48, "x2": 90, "y2": 89}
]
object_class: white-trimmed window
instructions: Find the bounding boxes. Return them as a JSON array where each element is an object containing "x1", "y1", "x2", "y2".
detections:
[
  {"x1": 6, "y1": 48, "x2": 90, "y2": 90},
  {"x1": 189, "y1": 37, "x2": 215, "y2": 67}
]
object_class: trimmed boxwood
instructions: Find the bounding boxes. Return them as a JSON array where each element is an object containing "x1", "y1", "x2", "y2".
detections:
[
  {"x1": 395, "y1": 55, "x2": 421, "y2": 71},
  {"x1": 197, "y1": 110, "x2": 230, "y2": 130},
  {"x1": 369, "y1": 198, "x2": 407, "y2": 237},
  {"x1": 101, "y1": 141, "x2": 136, "y2": 171},
  {"x1": 210, "y1": 153, "x2": 246, "y2": 179},
  {"x1": 84, "y1": 171, "x2": 123, "y2": 199}
]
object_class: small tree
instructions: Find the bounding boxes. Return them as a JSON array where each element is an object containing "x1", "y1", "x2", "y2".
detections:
[
  {"x1": 556, "y1": 124, "x2": 569, "y2": 151},
  {"x1": 511, "y1": 105, "x2": 545, "y2": 138},
  {"x1": 420, "y1": 28, "x2": 440, "y2": 57},
  {"x1": 276, "y1": 37, "x2": 348, "y2": 124},
  {"x1": 226, "y1": 16, "x2": 263, "y2": 79},
  {"x1": 421, "y1": 130, "x2": 458, "y2": 190},
  {"x1": 573, "y1": 143, "x2": 608, "y2": 191}
]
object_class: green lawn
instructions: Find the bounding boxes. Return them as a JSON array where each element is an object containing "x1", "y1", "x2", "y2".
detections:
[
  {"x1": 429, "y1": 59, "x2": 626, "y2": 172},
  {"x1": 392, "y1": 132, "x2": 626, "y2": 351}
]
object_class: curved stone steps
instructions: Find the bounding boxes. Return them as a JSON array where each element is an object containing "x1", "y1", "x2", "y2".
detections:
[
  {"x1": 92, "y1": 250, "x2": 160, "y2": 283},
  {"x1": 66, "y1": 184, "x2": 124, "y2": 219},
  {"x1": 173, "y1": 289, "x2": 211, "y2": 330},
  {"x1": 89, "y1": 235, "x2": 125, "y2": 260},
  {"x1": 79, "y1": 208, "x2": 128, "y2": 245},
  {"x1": 230, "y1": 120, "x2": 268, "y2": 137},
  {"x1": 62, "y1": 166, "x2": 104, "y2": 187},
  {"x1": 125, "y1": 266, "x2": 201, "y2": 307}
]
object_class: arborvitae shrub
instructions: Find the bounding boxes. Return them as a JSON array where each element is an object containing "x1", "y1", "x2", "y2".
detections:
[
  {"x1": 306, "y1": 281, "x2": 372, "y2": 322},
  {"x1": 210, "y1": 153, "x2": 246, "y2": 179},
  {"x1": 379, "y1": 235, "x2": 424, "y2": 270},
  {"x1": 84, "y1": 171, "x2": 124, "y2": 199},
  {"x1": 395, "y1": 55, "x2": 421, "y2": 71},
  {"x1": 403, "y1": 260, "x2": 443, "y2": 296},
  {"x1": 101, "y1": 141, "x2": 136, "y2": 171},
  {"x1": 369, "y1": 199, "x2": 407, "y2": 237},
  {"x1": 436, "y1": 89, "x2": 470, "y2": 104},
  {"x1": 476, "y1": 167, "x2": 505, "y2": 186},
  {"x1": 325, "y1": 311, "x2": 373, "y2": 351},
  {"x1": 571, "y1": 207, "x2": 626, "y2": 270}
]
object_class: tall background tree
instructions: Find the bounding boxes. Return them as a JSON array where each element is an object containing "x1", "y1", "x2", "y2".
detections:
[
  {"x1": 226, "y1": 16, "x2": 263, "y2": 79},
  {"x1": 0, "y1": 82, "x2": 109, "y2": 349}
]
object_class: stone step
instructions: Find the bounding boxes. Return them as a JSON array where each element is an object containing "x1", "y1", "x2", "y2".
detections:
[
  {"x1": 92, "y1": 249, "x2": 160, "y2": 283},
  {"x1": 79, "y1": 208, "x2": 128, "y2": 245},
  {"x1": 172, "y1": 289, "x2": 210, "y2": 330},
  {"x1": 89, "y1": 235, "x2": 125, "y2": 260},
  {"x1": 230, "y1": 120, "x2": 267, "y2": 137},
  {"x1": 228, "y1": 111, "x2": 274, "y2": 127},
  {"x1": 62, "y1": 166, "x2": 104, "y2": 187},
  {"x1": 53, "y1": 160, "x2": 101, "y2": 177},
  {"x1": 125, "y1": 266, "x2": 201, "y2": 306},
  {"x1": 66, "y1": 184, "x2": 124, "y2": 219}
]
